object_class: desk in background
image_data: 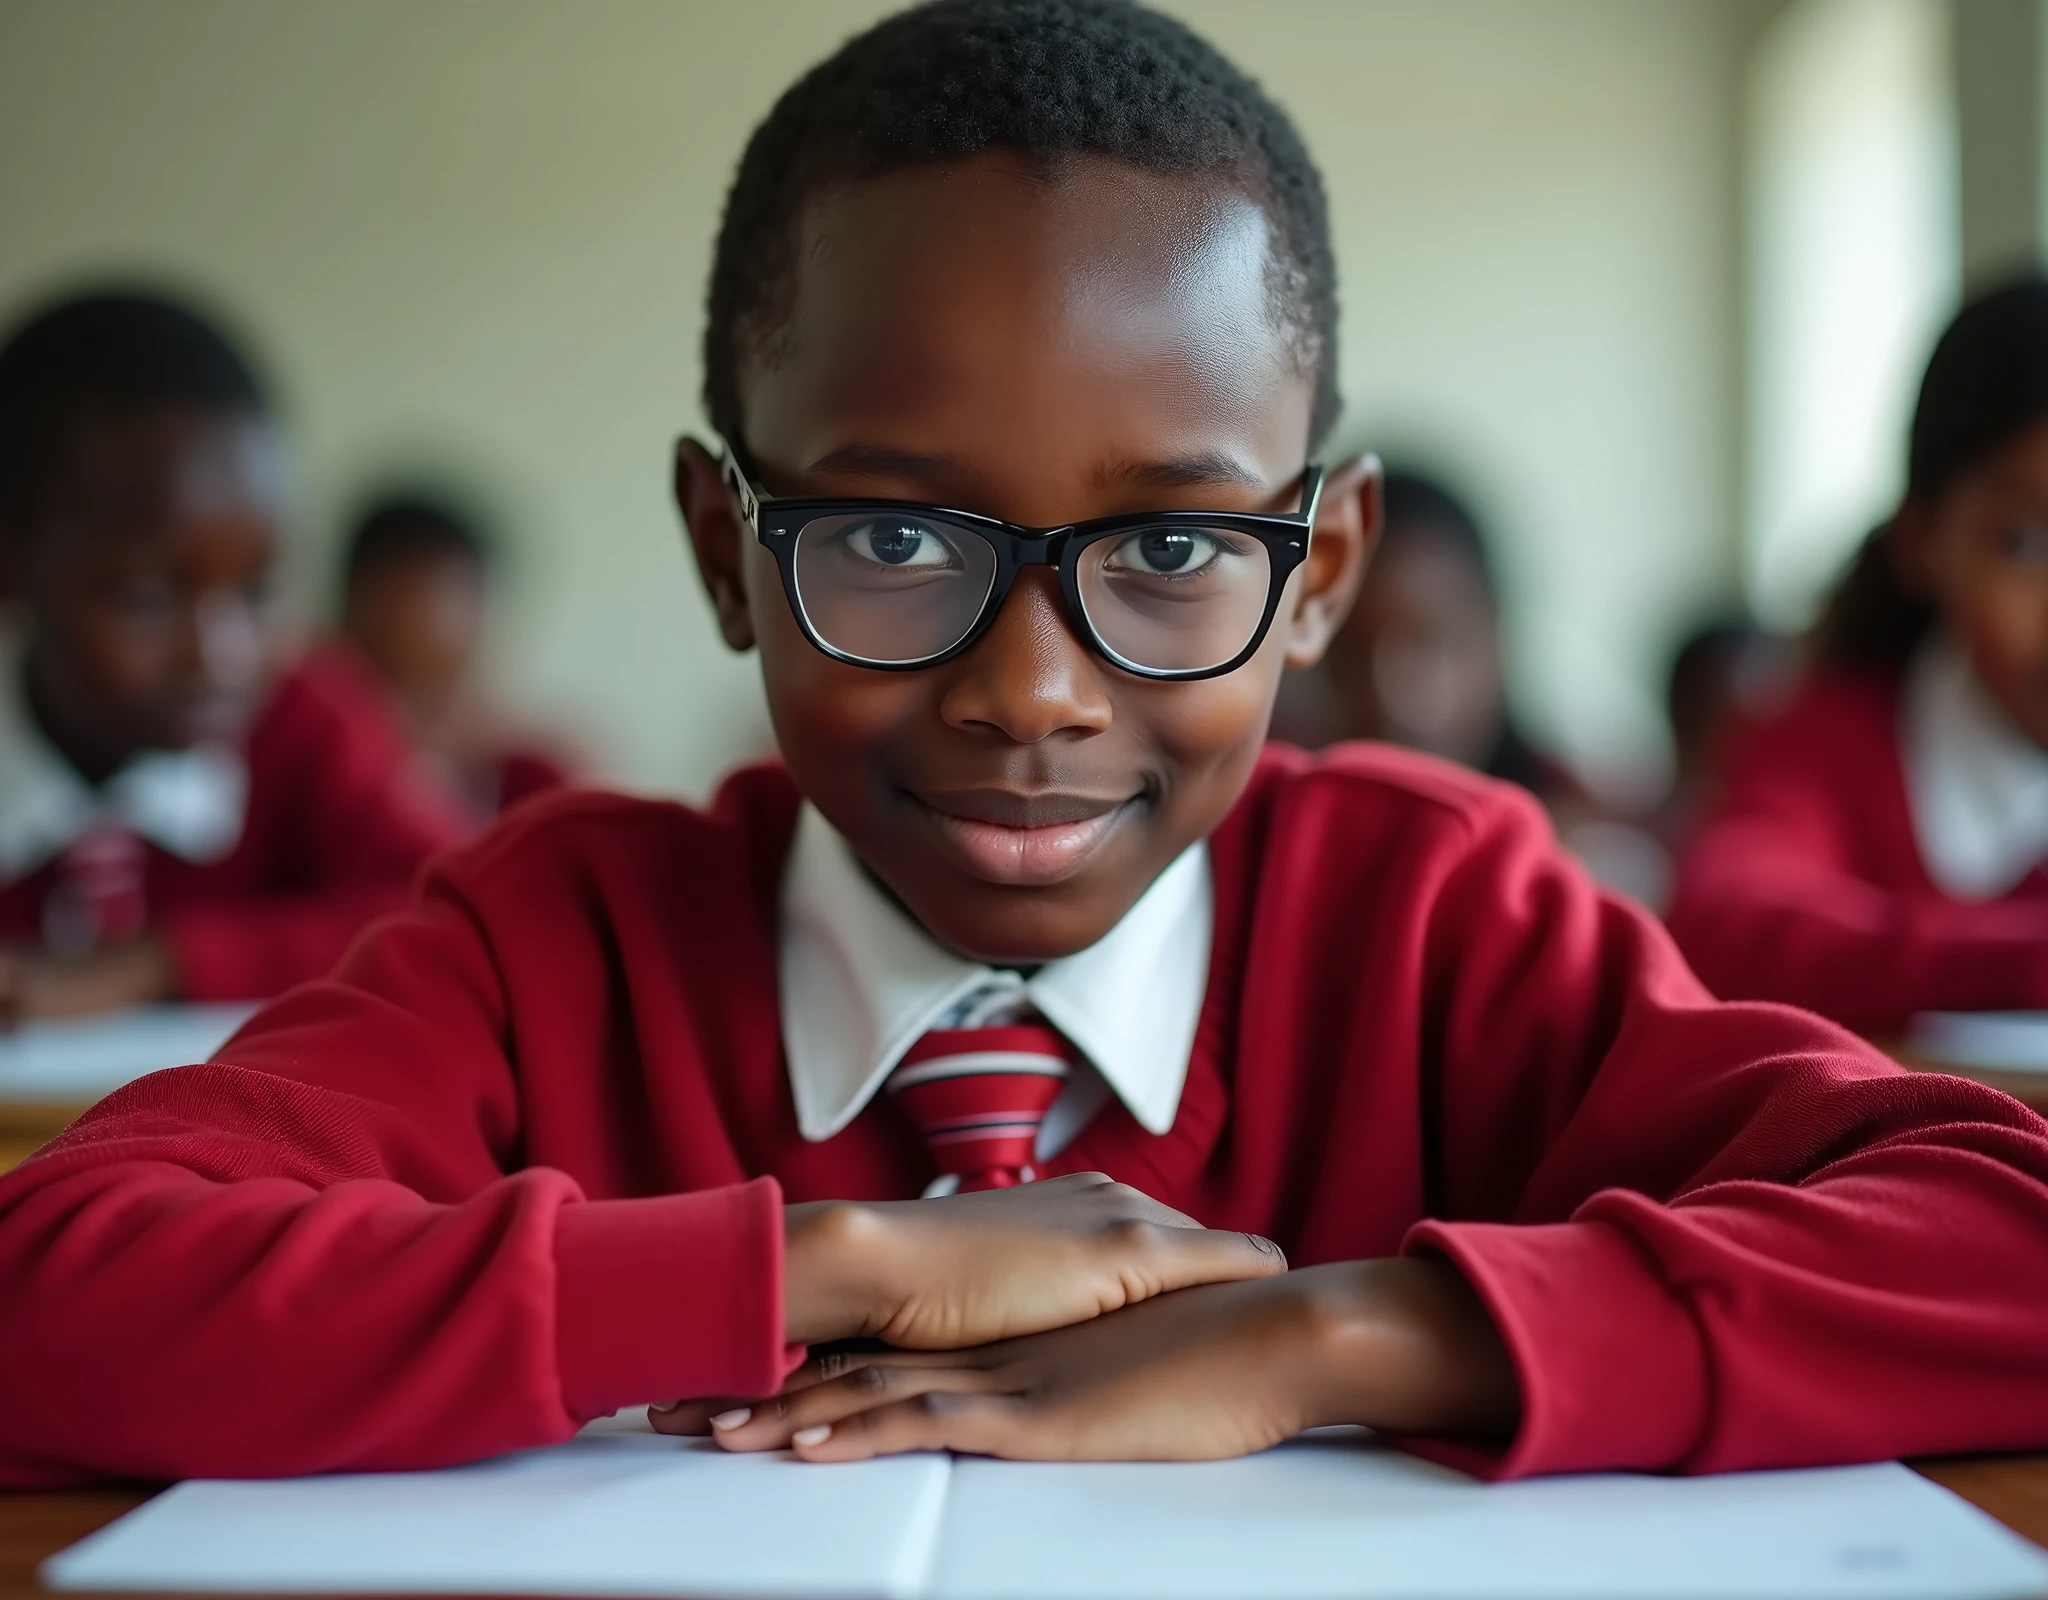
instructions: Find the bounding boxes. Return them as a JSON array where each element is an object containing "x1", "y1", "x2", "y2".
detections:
[
  {"x1": 1893, "y1": 1010, "x2": 2048, "y2": 1116},
  {"x1": 0, "y1": 1004, "x2": 253, "y2": 1171}
]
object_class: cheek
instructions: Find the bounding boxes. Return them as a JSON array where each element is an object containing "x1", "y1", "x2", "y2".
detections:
[
  {"x1": 1133, "y1": 649, "x2": 1284, "y2": 822},
  {"x1": 748, "y1": 543, "x2": 931, "y2": 781},
  {"x1": 1960, "y1": 567, "x2": 2048, "y2": 681},
  {"x1": 71, "y1": 607, "x2": 177, "y2": 706}
]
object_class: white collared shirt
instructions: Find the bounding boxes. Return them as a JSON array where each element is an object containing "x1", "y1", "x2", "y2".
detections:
[
  {"x1": 1902, "y1": 635, "x2": 2048, "y2": 900},
  {"x1": 0, "y1": 653, "x2": 248, "y2": 882},
  {"x1": 777, "y1": 803, "x2": 1210, "y2": 1183}
]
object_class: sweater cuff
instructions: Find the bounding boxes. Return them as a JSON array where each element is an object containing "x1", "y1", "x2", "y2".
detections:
[
  {"x1": 554, "y1": 1176, "x2": 797, "y2": 1421},
  {"x1": 1398, "y1": 1218, "x2": 1708, "y2": 1480}
]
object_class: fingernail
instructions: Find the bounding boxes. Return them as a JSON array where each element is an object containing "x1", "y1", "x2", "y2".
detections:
[
  {"x1": 792, "y1": 1425, "x2": 832, "y2": 1446},
  {"x1": 648, "y1": 1401, "x2": 683, "y2": 1415},
  {"x1": 708, "y1": 1408, "x2": 752, "y2": 1430}
]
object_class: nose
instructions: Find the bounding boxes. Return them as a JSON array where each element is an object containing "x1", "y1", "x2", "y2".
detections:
[
  {"x1": 188, "y1": 593, "x2": 266, "y2": 697},
  {"x1": 936, "y1": 569, "x2": 1114, "y2": 743}
]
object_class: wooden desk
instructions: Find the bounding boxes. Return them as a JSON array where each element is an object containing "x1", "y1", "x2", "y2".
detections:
[
  {"x1": 1894, "y1": 1048, "x2": 2048, "y2": 1116},
  {"x1": 3, "y1": 1458, "x2": 2045, "y2": 1599}
]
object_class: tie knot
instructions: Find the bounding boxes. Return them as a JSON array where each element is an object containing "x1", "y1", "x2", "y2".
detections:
[{"x1": 888, "y1": 1022, "x2": 1076, "y2": 1192}]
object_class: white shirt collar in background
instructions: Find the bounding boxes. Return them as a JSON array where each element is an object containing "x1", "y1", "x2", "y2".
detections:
[
  {"x1": 1902, "y1": 634, "x2": 2048, "y2": 900},
  {"x1": 777, "y1": 802, "x2": 1210, "y2": 1149},
  {"x1": 0, "y1": 655, "x2": 247, "y2": 880}
]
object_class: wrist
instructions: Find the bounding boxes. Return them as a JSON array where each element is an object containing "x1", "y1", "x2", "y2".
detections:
[
  {"x1": 782, "y1": 1200, "x2": 894, "y2": 1345},
  {"x1": 1287, "y1": 1259, "x2": 1520, "y2": 1438}
]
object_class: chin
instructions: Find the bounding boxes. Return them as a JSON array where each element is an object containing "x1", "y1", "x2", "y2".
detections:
[{"x1": 914, "y1": 884, "x2": 1123, "y2": 967}]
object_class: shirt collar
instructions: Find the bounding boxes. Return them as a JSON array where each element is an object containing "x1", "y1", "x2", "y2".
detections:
[
  {"x1": 777, "y1": 802, "x2": 1211, "y2": 1142},
  {"x1": 0, "y1": 654, "x2": 248, "y2": 879},
  {"x1": 1902, "y1": 634, "x2": 2048, "y2": 899}
]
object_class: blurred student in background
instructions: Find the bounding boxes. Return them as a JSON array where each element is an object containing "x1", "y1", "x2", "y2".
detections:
[
  {"x1": 1274, "y1": 467, "x2": 1583, "y2": 813},
  {"x1": 0, "y1": 289, "x2": 465, "y2": 1018},
  {"x1": 337, "y1": 492, "x2": 576, "y2": 822},
  {"x1": 1669, "y1": 278, "x2": 2048, "y2": 1033},
  {"x1": 1658, "y1": 618, "x2": 1795, "y2": 847}
]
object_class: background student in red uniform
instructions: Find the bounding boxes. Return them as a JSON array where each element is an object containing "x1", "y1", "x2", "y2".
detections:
[
  {"x1": 0, "y1": 290, "x2": 466, "y2": 1016},
  {"x1": 3, "y1": 0, "x2": 2048, "y2": 1488},
  {"x1": 1669, "y1": 279, "x2": 2048, "y2": 1034},
  {"x1": 336, "y1": 491, "x2": 578, "y2": 822}
]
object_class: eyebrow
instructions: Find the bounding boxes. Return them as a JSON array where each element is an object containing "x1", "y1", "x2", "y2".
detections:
[
  {"x1": 802, "y1": 444, "x2": 1270, "y2": 494},
  {"x1": 1096, "y1": 452, "x2": 1269, "y2": 492},
  {"x1": 802, "y1": 444, "x2": 961, "y2": 488}
]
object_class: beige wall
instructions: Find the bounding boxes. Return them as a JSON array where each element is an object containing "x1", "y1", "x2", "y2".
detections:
[{"x1": 0, "y1": 0, "x2": 1756, "y2": 795}]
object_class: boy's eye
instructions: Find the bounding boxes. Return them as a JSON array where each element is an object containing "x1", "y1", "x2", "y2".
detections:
[
  {"x1": 1995, "y1": 521, "x2": 2048, "y2": 568},
  {"x1": 1103, "y1": 527, "x2": 1229, "y2": 579},
  {"x1": 842, "y1": 517, "x2": 959, "y2": 570},
  {"x1": 112, "y1": 578, "x2": 178, "y2": 618}
]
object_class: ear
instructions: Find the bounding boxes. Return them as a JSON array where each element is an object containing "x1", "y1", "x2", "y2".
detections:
[
  {"x1": 674, "y1": 437, "x2": 756, "y2": 652},
  {"x1": 1885, "y1": 501, "x2": 1939, "y2": 597},
  {"x1": 1278, "y1": 452, "x2": 1380, "y2": 670}
]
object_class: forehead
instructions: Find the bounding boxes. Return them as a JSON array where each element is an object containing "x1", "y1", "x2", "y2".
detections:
[
  {"x1": 47, "y1": 406, "x2": 285, "y2": 538},
  {"x1": 738, "y1": 153, "x2": 1309, "y2": 494}
]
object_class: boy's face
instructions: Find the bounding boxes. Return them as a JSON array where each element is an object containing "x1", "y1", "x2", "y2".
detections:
[
  {"x1": 7, "y1": 406, "x2": 282, "y2": 774},
  {"x1": 1322, "y1": 525, "x2": 1503, "y2": 766},
  {"x1": 344, "y1": 550, "x2": 486, "y2": 726},
  {"x1": 680, "y1": 154, "x2": 1374, "y2": 963},
  {"x1": 1903, "y1": 418, "x2": 2048, "y2": 753}
]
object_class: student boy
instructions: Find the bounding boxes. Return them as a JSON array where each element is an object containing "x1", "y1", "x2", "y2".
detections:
[
  {"x1": 337, "y1": 492, "x2": 575, "y2": 821},
  {"x1": 0, "y1": 291, "x2": 465, "y2": 1015},
  {"x1": 2, "y1": 1, "x2": 2046, "y2": 1486}
]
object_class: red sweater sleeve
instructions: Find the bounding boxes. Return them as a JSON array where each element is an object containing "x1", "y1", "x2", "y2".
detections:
[
  {"x1": 1400, "y1": 783, "x2": 2048, "y2": 1478},
  {"x1": 1666, "y1": 679, "x2": 2048, "y2": 1031},
  {"x1": 0, "y1": 861, "x2": 791, "y2": 1487},
  {"x1": 162, "y1": 654, "x2": 471, "y2": 1002}
]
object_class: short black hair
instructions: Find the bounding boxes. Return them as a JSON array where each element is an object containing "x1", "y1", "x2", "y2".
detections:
[
  {"x1": 0, "y1": 288, "x2": 269, "y2": 529},
  {"x1": 343, "y1": 492, "x2": 491, "y2": 585},
  {"x1": 1379, "y1": 467, "x2": 1497, "y2": 605},
  {"x1": 1909, "y1": 275, "x2": 2048, "y2": 500},
  {"x1": 704, "y1": 0, "x2": 1338, "y2": 452}
]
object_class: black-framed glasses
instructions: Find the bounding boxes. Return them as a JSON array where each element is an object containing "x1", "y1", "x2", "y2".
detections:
[{"x1": 719, "y1": 443, "x2": 1323, "y2": 680}]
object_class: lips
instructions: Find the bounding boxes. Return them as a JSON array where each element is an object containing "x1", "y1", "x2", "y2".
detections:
[{"x1": 910, "y1": 786, "x2": 1138, "y2": 887}]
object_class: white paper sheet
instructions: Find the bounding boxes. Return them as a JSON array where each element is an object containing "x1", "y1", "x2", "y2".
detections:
[
  {"x1": 42, "y1": 1421, "x2": 2048, "y2": 1600},
  {"x1": 1909, "y1": 1011, "x2": 2048, "y2": 1073},
  {"x1": 0, "y1": 1001, "x2": 254, "y2": 1102},
  {"x1": 936, "y1": 1431, "x2": 2048, "y2": 1600},
  {"x1": 44, "y1": 1428, "x2": 951, "y2": 1599}
]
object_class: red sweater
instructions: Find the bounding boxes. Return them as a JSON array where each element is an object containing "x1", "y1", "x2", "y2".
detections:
[
  {"x1": 0, "y1": 651, "x2": 468, "y2": 1000},
  {"x1": 3, "y1": 745, "x2": 2046, "y2": 1487},
  {"x1": 1668, "y1": 670, "x2": 2048, "y2": 1032}
]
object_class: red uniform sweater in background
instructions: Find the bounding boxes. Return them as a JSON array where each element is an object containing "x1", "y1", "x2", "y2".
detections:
[
  {"x1": 0, "y1": 650, "x2": 468, "y2": 1000},
  {"x1": 3, "y1": 745, "x2": 2046, "y2": 1486},
  {"x1": 1668, "y1": 669, "x2": 2048, "y2": 1033}
]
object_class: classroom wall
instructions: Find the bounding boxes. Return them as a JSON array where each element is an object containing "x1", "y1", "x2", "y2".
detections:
[{"x1": 0, "y1": 0, "x2": 1762, "y2": 795}]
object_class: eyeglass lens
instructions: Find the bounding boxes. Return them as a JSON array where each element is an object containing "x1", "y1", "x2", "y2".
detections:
[{"x1": 790, "y1": 511, "x2": 1274, "y2": 673}]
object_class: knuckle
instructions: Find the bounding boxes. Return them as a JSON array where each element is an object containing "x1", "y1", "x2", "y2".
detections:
[
  {"x1": 848, "y1": 1364, "x2": 892, "y2": 1396},
  {"x1": 814, "y1": 1350, "x2": 857, "y2": 1380}
]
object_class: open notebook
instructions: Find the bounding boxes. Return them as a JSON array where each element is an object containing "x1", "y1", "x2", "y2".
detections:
[
  {"x1": 1909, "y1": 1012, "x2": 2048, "y2": 1073},
  {"x1": 0, "y1": 1002, "x2": 255, "y2": 1103},
  {"x1": 44, "y1": 1414, "x2": 2048, "y2": 1600}
]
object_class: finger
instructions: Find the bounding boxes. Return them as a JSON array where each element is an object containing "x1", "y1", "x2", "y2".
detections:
[
  {"x1": 648, "y1": 1397, "x2": 749, "y2": 1435},
  {"x1": 1111, "y1": 1223, "x2": 1289, "y2": 1302},
  {"x1": 792, "y1": 1392, "x2": 1036, "y2": 1462},
  {"x1": 711, "y1": 1363, "x2": 1007, "y2": 1452}
]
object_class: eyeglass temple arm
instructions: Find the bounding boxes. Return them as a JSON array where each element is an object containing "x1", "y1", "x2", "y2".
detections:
[{"x1": 716, "y1": 437, "x2": 762, "y2": 530}]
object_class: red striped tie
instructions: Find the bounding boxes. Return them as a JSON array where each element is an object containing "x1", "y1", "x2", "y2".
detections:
[
  {"x1": 43, "y1": 825, "x2": 148, "y2": 955},
  {"x1": 887, "y1": 1022, "x2": 1076, "y2": 1192}
]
